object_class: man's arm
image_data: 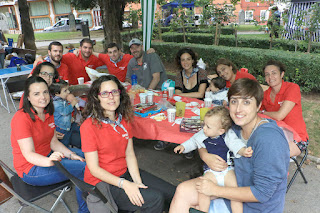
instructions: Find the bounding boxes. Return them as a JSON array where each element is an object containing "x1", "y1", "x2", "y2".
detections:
[{"x1": 148, "y1": 72, "x2": 160, "y2": 90}]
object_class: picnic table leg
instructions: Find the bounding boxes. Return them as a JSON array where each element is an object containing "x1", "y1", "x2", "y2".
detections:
[{"x1": 0, "y1": 78, "x2": 10, "y2": 113}]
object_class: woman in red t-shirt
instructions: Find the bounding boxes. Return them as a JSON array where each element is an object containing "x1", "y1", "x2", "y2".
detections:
[
  {"x1": 11, "y1": 76, "x2": 88, "y2": 212},
  {"x1": 214, "y1": 58, "x2": 256, "y2": 88},
  {"x1": 260, "y1": 60, "x2": 308, "y2": 157},
  {"x1": 80, "y1": 75, "x2": 175, "y2": 213}
]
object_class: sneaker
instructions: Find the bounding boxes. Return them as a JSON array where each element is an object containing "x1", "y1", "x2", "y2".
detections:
[
  {"x1": 154, "y1": 141, "x2": 169, "y2": 151},
  {"x1": 185, "y1": 151, "x2": 195, "y2": 159}
]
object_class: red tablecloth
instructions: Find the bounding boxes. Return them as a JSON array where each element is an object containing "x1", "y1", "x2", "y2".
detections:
[{"x1": 132, "y1": 93, "x2": 203, "y2": 144}]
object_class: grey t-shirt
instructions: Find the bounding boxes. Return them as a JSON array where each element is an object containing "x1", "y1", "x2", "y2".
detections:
[{"x1": 126, "y1": 52, "x2": 167, "y2": 90}]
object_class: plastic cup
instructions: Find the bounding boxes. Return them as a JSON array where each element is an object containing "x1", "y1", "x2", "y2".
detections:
[
  {"x1": 205, "y1": 91, "x2": 211, "y2": 99},
  {"x1": 204, "y1": 98, "x2": 213, "y2": 108},
  {"x1": 175, "y1": 101, "x2": 186, "y2": 117},
  {"x1": 200, "y1": 107, "x2": 210, "y2": 121},
  {"x1": 168, "y1": 87, "x2": 174, "y2": 98},
  {"x1": 77, "y1": 77, "x2": 84, "y2": 85},
  {"x1": 167, "y1": 108, "x2": 176, "y2": 122},
  {"x1": 139, "y1": 93, "x2": 147, "y2": 104},
  {"x1": 65, "y1": 80, "x2": 69, "y2": 84},
  {"x1": 147, "y1": 91, "x2": 154, "y2": 104}
]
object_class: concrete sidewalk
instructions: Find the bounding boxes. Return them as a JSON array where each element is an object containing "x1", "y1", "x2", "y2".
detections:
[{"x1": 0, "y1": 94, "x2": 319, "y2": 213}]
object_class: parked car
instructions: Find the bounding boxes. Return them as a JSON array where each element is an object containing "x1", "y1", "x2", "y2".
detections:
[
  {"x1": 43, "y1": 18, "x2": 83, "y2": 32},
  {"x1": 90, "y1": 21, "x2": 132, "y2": 31}
]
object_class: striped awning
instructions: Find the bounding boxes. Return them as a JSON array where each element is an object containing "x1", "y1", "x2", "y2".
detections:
[
  {"x1": 284, "y1": 1, "x2": 320, "y2": 42},
  {"x1": 141, "y1": 0, "x2": 156, "y2": 51}
]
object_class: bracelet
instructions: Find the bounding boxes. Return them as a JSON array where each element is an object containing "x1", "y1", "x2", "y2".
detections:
[
  {"x1": 118, "y1": 178, "x2": 125, "y2": 189},
  {"x1": 69, "y1": 152, "x2": 76, "y2": 159}
]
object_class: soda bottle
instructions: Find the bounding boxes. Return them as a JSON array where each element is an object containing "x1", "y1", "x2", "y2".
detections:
[
  {"x1": 17, "y1": 64, "x2": 21, "y2": 71},
  {"x1": 131, "y1": 74, "x2": 137, "y2": 85}
]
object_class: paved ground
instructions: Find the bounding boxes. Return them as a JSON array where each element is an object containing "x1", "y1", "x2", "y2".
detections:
[{"x1": 0, "y1": 94, "x2": 319, "y2": 213}]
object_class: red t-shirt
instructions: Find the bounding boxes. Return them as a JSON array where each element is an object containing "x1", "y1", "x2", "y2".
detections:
[
  {"x1": 61, "y1": 52, "x2": 104, "y2": 85},
  {"x1": 11, "y1": 110, "x2": 55, "y2": 177},
  {"x1": 98, "y1": 54, "x2": 133, "y2": 82},
  {"x1": 261, "y1": 81, "x2": 308, "y2": 141},
  {"x1": 31, "y1": 60, "x2": 70, "y2": 81},
  {"x1": 226, "y1": 71, "x2": 257, "y2": 88},
  {"x1": 81, "y1": 117, "x2": 133, "y2": 186}
]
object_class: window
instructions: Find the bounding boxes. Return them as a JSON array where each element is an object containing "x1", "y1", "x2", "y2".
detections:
[
  {"x1": 245, "y1": 10, "x2": 254, "y2": 21},
  {"x1": 29, "y1": 1, "x2": 48, "y2": 16},
  {"x1": 245, "y1": 0, "x2": 250, "y2": 2},
  {"x1": 260, "y1": 10, "x2": 268, "y2": 21},
  {"x1": 53, "y1": 1, "x2": 71, "y2": 15},
  {"x1": 224, "y1": 4, "x2": 234, "y2": 16}
]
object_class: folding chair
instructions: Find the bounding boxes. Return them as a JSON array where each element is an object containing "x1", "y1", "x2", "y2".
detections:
[
  {"x1": 0, "y1": 160, "x2": 71, "y2": 213},
  {"x1": 53, "y1": 161, "x2": 117, "y2": 213},
  {"x1": 286, "y1": 148, "x2": 308, "y2": 192},
  {"x1": 6, "y1": 79, "x2": 25, "y2": 111}
]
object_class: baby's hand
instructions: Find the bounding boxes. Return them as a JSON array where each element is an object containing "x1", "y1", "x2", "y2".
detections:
[
  {"x1": 174, "y1": 145, "x2": 185, "y2": 154},
  {"x1": 243, "y1": 146, "x2": 253, "y2": 157}
]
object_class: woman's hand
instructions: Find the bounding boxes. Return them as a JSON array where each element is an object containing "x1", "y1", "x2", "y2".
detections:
[
  {"x1": 48, "y1": 151, "x2": 64, "y2": 162},
  {"x1": 203, "y1": 153, "x2": 228, "y2": 172},
  {"x1": 196, "y1": 176, "x2": 217, "y2": 197},
  {"x1": 70, "y1": 153, "x2": 85, "y2": 162},
  {"x1": 73, "y1": 49, "x2": 80, "y2": 56},
  {"x1": 123, "y1": 180, "x2": 147, "y2": 207}
]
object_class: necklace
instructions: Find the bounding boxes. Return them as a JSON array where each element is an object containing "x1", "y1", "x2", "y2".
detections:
[{"x1": 242, "y1": 117, "x2": 263, "y2": 140}]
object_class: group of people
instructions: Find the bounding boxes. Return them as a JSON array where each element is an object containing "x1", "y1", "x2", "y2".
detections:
[{"x1": 10, "y1": 38, "x2": 308, "y2": 213}]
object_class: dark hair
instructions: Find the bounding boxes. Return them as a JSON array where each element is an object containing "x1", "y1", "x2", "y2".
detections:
[
  {"x1": 82, "y1": 75, "x2": 134, "y2": 125},
  {"x1": 80, "y1": 38, "x2": 93, "y2": 47},
  {"x1": 48, "y1": 41, "x2": 63, "y2": 51},
  {"x1": 107, "y1": 43, "x2": 120, "y2": 50},
  {"x1": 263, "y1": 60, "x2": 286, "y2": 74},
  {"x1": 205, "y1": 106, "x2": 232, "y2": 131},
  {"x1": 32, "y1": 61, "x2": 59, "y2": 82},
  {"x1": 49, "y1": 80, "x2": 68, "y2": 96},
  {"x1": 22, "y1": 76, "x2": 54, "y2": 121},
  {"x1": 175, "y1": 48, "x2": 198, "y2": 70},
  {"x1": 210, "y1": 77, "x2": 226, "y2": 90},
  {"x1": 228, "y1": 78, "x2": 264, "y2": 107},
  {"x1": 215, "y1": 58, "x2": 238, "y2": 74}
]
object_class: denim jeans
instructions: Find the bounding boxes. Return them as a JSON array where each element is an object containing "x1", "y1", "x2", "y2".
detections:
[
  {"x1": 57, "y1": 123, "x2": 81, "y2": 149},
  {"x1": 21, "y1": 148, "x2": 89, "y2": 213}
]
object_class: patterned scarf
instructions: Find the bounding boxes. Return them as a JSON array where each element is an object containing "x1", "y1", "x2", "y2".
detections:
[
  {"x1": 183, "y1": 67, "x2": 199, "y2": 84},
  {"x1": 100, "y1": 113, "x2": 127, "y2": 134},
  {"x1": 44, "y1": 56, "x2": 61, "y2": 69}
]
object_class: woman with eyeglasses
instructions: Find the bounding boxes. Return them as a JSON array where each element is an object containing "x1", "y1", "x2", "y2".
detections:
[
  {"x1": 11, "y1": 76, "x2": 89, "y2": 213},
  {"x1": 215, "y1": 58, "x2": 256, "y2": 88},
  {"x1": 174, "y1": 48, "x2": 208, "y2": 99},
  {"x1": 80, "y1": 75, "x2": 175, "y2": 213}
]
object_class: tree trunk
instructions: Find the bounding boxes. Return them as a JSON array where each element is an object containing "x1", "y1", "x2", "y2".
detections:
[
  {"x1": 98, "y1": 0, "x2": 122, "y2": 52},
  {"x1": 307, "y1": 31, "x2": 312, "y2": 53},
  {"x1": 214, "y1": 22, "x2": 219, "y2": 45},
  {"x1": 18, "y1": 0, "x2": 36, "y2": 50},
  {"x1": 235, "y1": 28, "x2": 238, "y2": 47}
]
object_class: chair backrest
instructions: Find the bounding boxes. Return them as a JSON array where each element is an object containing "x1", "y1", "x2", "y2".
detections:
[
  {"x1": 6, "y1": 79, "x2": 26, "y2": 93},
  {"x1": 53, "y1": 161, "x2": 117, "y2": 213}
]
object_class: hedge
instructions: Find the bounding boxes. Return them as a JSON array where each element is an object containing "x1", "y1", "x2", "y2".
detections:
[
  {"x1": 161, "y1": 32, "x2": 320, "y2": 53},
  {"x1": 155, "y1": 27, "x2": 234, "y2": 35},
  {"x1": 123, "y1": 42, "x2": 320, "y2": 92}
]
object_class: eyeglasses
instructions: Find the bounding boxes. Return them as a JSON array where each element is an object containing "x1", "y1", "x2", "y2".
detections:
[
  {"x1": 98, "y1": 89, "x2": 121, "y2": 98},
  {"x1": 39, "y1": 72, "x2": 54, "y2": 78}
]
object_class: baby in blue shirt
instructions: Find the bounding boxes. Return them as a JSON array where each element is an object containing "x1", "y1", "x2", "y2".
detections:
[
  {"x1": 50, "y1": 80, "x2": 81, "y2": 148},
  {"x1": 206, "y1": 77, "x2": 228, "y2": 106}
]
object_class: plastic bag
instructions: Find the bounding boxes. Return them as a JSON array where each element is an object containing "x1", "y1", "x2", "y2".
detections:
[
  {"x1": 85, "y1": 67, "x2": 109, "y2": 81},
  {"x1": 157, "y1": 98, "x2": 174, "y2": 111},
  {"x1": 197, "y1": 58, "x2": 206, "y2": 70}
]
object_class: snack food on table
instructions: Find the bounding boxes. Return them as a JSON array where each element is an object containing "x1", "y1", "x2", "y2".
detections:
[{"x1": 151, "y1": 113, "x2": 167, "y2": 121}]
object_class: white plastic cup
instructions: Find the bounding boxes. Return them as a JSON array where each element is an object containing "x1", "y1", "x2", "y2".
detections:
[
  {"x1": 139, "y1": 93, "x2": 147, "y2": 104},
  {"x1": 167, "y1": 108, "x2": 176, "y2": 123},
  {"x1": 65, "y1": 80, "x2": 69, "y2": 84},
  {"x1": 204, "y1": 98, "x2": 213, "y2": 108},
  {"x1": 77, "y1": 77, "x2": 84, "y2": 85},
  {"x1": 205, "y1": 91, "x2": 211, "y2": 99},
  {"x1": 147, "y1": 91, "x2": 154, "y2": 104},
  {"x1": 168, "y1": 87, "x2": 174, "y2": 98}
]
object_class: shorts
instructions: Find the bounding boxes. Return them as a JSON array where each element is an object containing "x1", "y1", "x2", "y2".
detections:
[
  {"x1": 294, "y1": 139, "x2": 309, "y2": 152},
  {"x1": 203, "y1": 166, "x2": 234, "y2": 187}
]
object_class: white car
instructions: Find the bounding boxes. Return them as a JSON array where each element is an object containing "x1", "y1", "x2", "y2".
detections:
[
  {"x1": 43, "y1": 18, "x2": 83, "y2": 32},
  {"x1": 90, "y1": 21, "x2": 132, "y2": 31}
]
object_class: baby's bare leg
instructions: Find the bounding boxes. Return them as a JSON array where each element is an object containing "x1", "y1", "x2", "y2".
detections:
[
  {"x1": 224, "y1": 170, "x2": 243, "y2": 213},
  {"x1": 198, "y1": 172, "x2": 217, "y2": 212}
]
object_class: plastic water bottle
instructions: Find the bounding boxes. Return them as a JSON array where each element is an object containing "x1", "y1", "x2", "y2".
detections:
[{"x1": 131, "y1": 74, "x2": 137, "y2": 85}]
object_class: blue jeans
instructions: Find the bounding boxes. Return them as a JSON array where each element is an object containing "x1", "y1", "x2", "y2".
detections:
[
  {"x1": 21, "y1": 148, "x2": 89, "y2": 213},
  {"x1": 57, "y1": 123, "x2": 81, "y2": 149}
]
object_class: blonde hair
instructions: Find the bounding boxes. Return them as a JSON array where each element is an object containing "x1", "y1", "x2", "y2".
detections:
[{"x1": 204, "y1": 106, "x2": 232, "y2": 131}]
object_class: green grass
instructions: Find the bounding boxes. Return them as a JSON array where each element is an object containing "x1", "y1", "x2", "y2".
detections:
[
  {"x1": 236, "y1": 25, "x2": 265, "y2": 31},
  {"x1": 302, "y1": 98, "x2": 320, "y2": 157}
]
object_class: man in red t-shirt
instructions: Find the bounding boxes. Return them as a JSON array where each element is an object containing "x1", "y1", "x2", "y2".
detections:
[
  {"x1": 91, "y1": 43, "x2": 133, "y2": 82},
  {"x1": 32, "y1": 41, "x2": 69, "y2": 81},
  {"x1": 61, "y1": 38, "x2": 104, "y2": 85}
]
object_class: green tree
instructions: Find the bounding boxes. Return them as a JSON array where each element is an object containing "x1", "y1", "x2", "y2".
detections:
[
  {"x1": 306, "y1": 2, "x2": 320, "y2": 53},
  {"x1": 18, "y1": 0, "x2": 36, "y2": 50}
]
